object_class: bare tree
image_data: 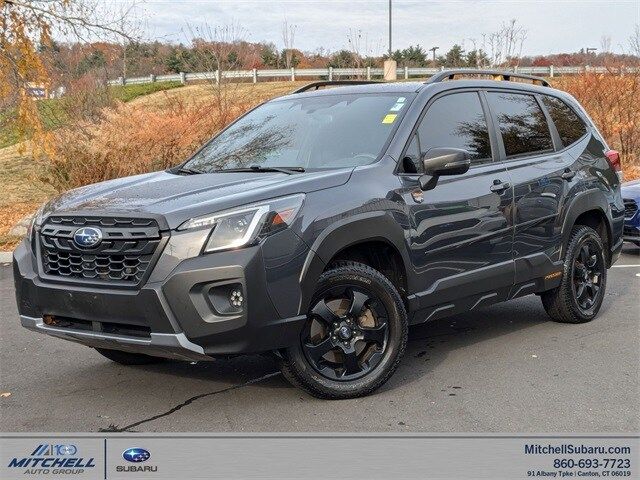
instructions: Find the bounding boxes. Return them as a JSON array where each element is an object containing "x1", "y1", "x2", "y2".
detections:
[
  {"x1": 281, "y1": 18, "x2": 296, "y2": 69},
  {"x1": 185, "y1": 21, "x2": 250, "y2": 128},
  {"x1": 629, "y1": 24, "x2": 640, "y2": 58},
  {"x1": 347, "y1": 29, "x2": 382, "y2": 72},
  {"x1": 482, "y1": 19, "x2": 527, "y2": 67},
  {"x1": 188, "y1": 21, "x2": 247, "y2": 77}
]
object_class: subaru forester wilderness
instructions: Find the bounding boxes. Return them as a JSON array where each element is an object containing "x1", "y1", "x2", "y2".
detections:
[{"x1": 14, "y1": 70, "x2": 625, "y2": 398}]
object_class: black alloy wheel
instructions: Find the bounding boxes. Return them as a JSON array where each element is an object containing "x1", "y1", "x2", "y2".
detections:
[
  {"x1": 302, "y1": 286, "x2": 389, "y2": 381},
  {"x1": 541, "y1": 225, "x2": 608, "y2": 324},
  {"x1": 279, "y1": 262, "x2": 408, "y2": 399},
  {"x1": 571, "y1": 239, "x2": 605, "y2": 312}
]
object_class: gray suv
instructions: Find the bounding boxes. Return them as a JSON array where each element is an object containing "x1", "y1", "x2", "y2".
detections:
[{"x1": 14, "y1": 70, "x2": 624, "y2": 398}]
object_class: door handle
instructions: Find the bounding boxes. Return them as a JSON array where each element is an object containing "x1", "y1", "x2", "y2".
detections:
[
  {"x1": 490, "y1": 180, "x2": 511, "y2": 193},
  {"x1": 561, "y1": 169, "x2": 576, "y2": 181}
]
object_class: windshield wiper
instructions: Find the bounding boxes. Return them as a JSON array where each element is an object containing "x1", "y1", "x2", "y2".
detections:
[
  {"x1": 176, "y1": 166, "x2": 203, "y2": 175},
  {"x1": 217, "y1": 165, "x2": 306, "y2": 175}
]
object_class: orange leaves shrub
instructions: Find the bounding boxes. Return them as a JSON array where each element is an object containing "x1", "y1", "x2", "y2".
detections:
[
  {"x1": 46, "y1": 92, "x2": 255, "y2": 191},
  {"x1": 555, "y1": 72, "x2": 639, "y2": 180}
]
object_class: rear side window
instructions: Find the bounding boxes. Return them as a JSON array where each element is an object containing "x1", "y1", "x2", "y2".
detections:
[
  {"x1": 416, "y1": 92, "x2": 492, "y2": 163},
  {"x1": 487, "y1": 92, "x2": 554, "y2": 158},
  {"x1": 541, "y1": 95, "x2": 587, "y2": 147}
]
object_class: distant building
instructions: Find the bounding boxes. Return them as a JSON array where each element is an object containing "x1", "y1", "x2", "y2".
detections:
[{"x1": 25, "y1": 83, "x2": 65, "y2": 99}]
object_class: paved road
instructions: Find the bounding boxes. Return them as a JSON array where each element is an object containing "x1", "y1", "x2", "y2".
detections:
[{"x1": 1, "y1": 246, "x2": 638, "y2": 433}]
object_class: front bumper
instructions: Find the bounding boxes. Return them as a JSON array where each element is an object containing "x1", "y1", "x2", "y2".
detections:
[
  {"x1": 623, "y1": 223, "x2": 640, "y2": 243},
  {"x1": 13, "y1": 228, "x2": 311, "y2": 359},
  {"x1": 20, "y1": 315, "x2": 209, "y2": 361}
]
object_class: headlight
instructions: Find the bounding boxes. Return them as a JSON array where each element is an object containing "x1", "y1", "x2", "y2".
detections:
[
  {"x1": 27, "y1": 203, "x2": 47, "y2": 243},
  {"x1": 178, "y1": 194, "x2": 305, "y2": 253}
]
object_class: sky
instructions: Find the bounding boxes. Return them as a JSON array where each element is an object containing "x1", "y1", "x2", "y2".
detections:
[{"x1": 135, "y1": 0, "x2": 640, "y2": 57}]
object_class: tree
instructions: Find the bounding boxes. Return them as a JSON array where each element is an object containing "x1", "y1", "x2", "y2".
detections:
[
  {"x1": 0, "y1": 0, "x2": 136, "y2": 152},
  {"x1": 441, "y1": 44, "x2": 466, "y2": 67},
  {"x1": 76, "y1": 49, "x2": 106, "y2": 76},
  {"x1": 165, "y1": 50, "x2": 185, "y2": 73},
  {"x1": 630, "y1": 24, "x2": 640, "y2": 59},
  {"x1": 401, "y1": 45, "x2": 428, "y2": 67},
  {"x1": 260, "y1": 43, "x2": 279, "y2": 68},
  {"x1": 482, "y1": 19, "x2": 527, "y2": 67},
  {"x1": 466, "y1": 49, "x2": 489, "y2": 68},
  {"x1": 329, "y1": 50, "x2": 357, "y2": 68},
  {"x1": 281, "y1": 18, "x2": 296, "y2": 69}
]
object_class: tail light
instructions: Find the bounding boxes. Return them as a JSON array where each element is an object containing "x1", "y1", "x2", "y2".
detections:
[{"x1": 605, "y1": 150, "x2": 622, "y2": 180}]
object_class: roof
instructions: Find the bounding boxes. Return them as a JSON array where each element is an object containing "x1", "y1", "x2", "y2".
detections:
[
  {"x1": 278, "y1": 70, "x2": 556, "y2": 99},
  {"x1": 283, "y1": 81, "x2": 426, "y2": 98}
]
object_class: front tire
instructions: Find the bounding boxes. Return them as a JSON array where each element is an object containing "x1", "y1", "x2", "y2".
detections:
[
  {"x1": 541, "y1": 225, "x2": 607, "y2": 324},
  {"x1": 95, "y1": 348, "x2": 165, "y2": 365},
  {"x1": 279, "y1": 262, "x2": 408, "y2": 399}
]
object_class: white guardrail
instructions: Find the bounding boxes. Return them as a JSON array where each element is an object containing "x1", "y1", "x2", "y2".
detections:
[{"x1": 108, "y1": 65, "x2": 637, "y2": 86}]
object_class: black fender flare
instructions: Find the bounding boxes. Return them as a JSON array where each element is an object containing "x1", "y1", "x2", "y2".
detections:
[
  {"x1": 560, "y1": 188, "x2": 613, "y2": 258},
  {"x1": 297, "y1": 211, "x2": 411, "y2": 315}
]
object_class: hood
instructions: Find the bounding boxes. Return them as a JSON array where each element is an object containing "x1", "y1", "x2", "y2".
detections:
[
  {"x1": 621, "y1": 179, "x2": 640, "y2": 199},
  {"x1": 43, "y1": 168, "x2": 353, "y2": 230}
]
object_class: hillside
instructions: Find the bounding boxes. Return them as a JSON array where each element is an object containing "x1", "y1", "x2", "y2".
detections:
[{"x1": 0, "y1": 81, "x2": 304, "y2": 249}]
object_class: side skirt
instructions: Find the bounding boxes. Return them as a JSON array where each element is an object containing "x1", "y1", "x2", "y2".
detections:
[{"x1": 407, "y1": 252, "x2": 564, "y2": 325}]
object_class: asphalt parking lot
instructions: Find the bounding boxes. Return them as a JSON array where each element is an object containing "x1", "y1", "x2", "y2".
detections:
[{"x1": 1, "y1": 245, "x2": 638, "y2": 433}]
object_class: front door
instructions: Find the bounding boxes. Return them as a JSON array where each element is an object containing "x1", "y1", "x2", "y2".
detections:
[{"x1": 395, "y1": 91, "x2": 515, "y2": 322}]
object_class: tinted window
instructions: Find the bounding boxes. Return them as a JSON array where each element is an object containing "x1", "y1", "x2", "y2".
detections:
[
  {"x1": 416, "y1": 92, "x2": 492, "y2": 163},
  {"x1": 185, "y1": 94, "x2": 414, "y2": 173},
  {"x1": 541, "y1": 95, "x2": 587, "y2": 147},
  {"x1": 487, "y1": 92, "x2": 554, "y2": 158}
]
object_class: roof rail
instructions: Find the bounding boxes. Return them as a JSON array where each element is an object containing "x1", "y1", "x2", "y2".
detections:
[
  {"x1": 292, "y1": 80, "x2": 381, "y2": 94},
  {"x1": 427, "y1": 69, "x2": 551, "y2": 88}
]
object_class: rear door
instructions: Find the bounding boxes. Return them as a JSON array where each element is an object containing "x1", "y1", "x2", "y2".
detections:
[
  {"x1": 395, "y1": 90, "x2": 515, "y2": 320},
  {"x1": 484, "y1": 90, "x2": 575, "y2": 291}
]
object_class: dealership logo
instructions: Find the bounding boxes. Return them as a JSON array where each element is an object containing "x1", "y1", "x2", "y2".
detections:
[
  {"x1": 73, "y1": 227, "x2": 102, "y2": 248},
  {"x1": 122, "y1": 448, "x2": 150, "y2": 463},
  {"x1": 7, "y1": 443, "x2": 95, "y2": 475},
  {"x1": 116, "y1": 447, "x2": 157, "y2": 473}
]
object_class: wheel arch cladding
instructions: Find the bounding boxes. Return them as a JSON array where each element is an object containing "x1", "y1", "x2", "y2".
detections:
[
  {"x1": 561, "y1": 189, "x2": 613, "y2": 265},
  {"x1": 298, "y1": 211, "x2": 412, "y2": 315}
]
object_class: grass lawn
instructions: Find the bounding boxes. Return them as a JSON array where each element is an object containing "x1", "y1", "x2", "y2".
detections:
[{"x1": 109, "y1": 80, "x2": 184, "y2": 103}]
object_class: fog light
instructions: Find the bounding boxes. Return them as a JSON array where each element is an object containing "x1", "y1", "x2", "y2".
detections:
[{"x1": 229, "y1": 289, "x2": 244, "y2": 308}]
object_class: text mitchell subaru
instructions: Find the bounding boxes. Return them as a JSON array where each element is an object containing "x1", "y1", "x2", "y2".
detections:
[{"x1": 14, "y1": 70, "x2": 624, "y2": 398}]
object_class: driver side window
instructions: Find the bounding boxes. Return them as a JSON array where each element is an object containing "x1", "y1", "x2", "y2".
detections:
[{"x1": 400, "y1": 91, "x2": 492, "y2": 174}]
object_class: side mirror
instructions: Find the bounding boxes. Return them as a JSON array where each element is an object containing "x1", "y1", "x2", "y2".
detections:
[{"x1": 419, "y1": 148, "x2": 471, "y2": 190}]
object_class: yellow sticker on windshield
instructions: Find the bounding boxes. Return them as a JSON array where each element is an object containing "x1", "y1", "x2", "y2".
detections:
[{"x1": 382, "y1": 114, "x2": 397, "y2": 124}]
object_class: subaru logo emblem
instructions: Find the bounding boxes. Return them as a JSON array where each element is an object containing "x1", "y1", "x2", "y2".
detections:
[
  {"x1": 122, "y1": 448, "x2": 151, "y2": 463},
  {"x1": 73, "y1": 227, "x2": 102, "y2": 248}
]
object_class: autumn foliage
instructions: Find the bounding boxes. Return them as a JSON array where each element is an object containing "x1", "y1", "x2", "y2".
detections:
[
  {"x1": 555, "y1": 71, "x2": 640, "y2": 180},
  {"x1": 45, "y1": 83, "x2": 287, "y2": 191},
  {"x1": 43, "y1": 71, "x2": 640, "y2": 190}
]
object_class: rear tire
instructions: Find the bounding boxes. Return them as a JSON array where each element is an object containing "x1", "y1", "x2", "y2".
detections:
[
  {"x1": 541, "y1": 225, "x2": 607, "y2": 324},
  {"x1": 95, "y1": 348, "x2": 165, "y2": 365},
  {"x1": 279, "y1": 261, "x2": 408, "y2": 399}
]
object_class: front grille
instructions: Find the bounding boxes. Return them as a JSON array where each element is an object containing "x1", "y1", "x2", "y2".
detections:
[
  {"x1": 39, "y1": 216, "x2": 163, "y2": 286},
  {"x1": 623, "y1": 198, "x2": 638, "y2": 219}
]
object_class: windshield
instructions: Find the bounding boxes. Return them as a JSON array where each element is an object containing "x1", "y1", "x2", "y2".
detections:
[{"x1": 184, "y1": 93, "x2": 414, "y2": 172}]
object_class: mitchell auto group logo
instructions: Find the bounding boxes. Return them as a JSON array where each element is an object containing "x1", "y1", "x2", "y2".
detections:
[{"x1": 7, "y1": 443, "x2": 95, "y2": 475}]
